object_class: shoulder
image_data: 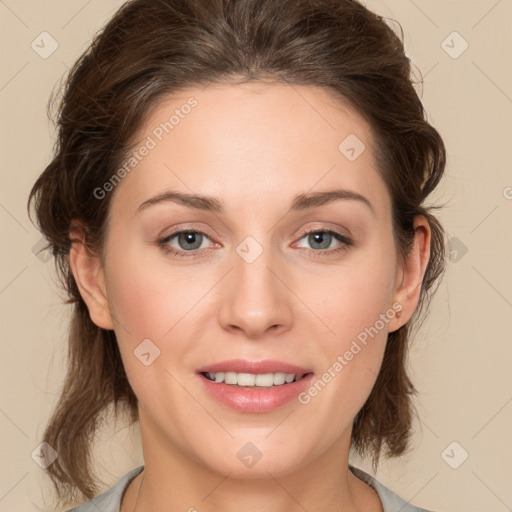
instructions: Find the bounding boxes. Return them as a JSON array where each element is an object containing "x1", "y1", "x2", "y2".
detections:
[
  {"x1": 66, "y1": 465, "x2": 145, "y2": 512},
  {"x1": 349, "y1": 465, "x2": 440, "y2": 512}
]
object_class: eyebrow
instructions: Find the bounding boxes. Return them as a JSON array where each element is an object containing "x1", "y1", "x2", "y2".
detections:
[{"x1": 137, "y1": 188, "x2": 375, "y2": 216}]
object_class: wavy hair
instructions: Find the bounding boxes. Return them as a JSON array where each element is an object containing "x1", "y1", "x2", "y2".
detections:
[{"x1": 28, "y1": 0, "x2": 447, "y2": 507}]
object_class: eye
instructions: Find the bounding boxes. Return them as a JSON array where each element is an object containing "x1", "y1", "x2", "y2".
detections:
[
  {"x1": 294, "y1": 228, "x2": 354, "y2": 256},
  {"x1": 158, "y1": 230, "x2": 213, "y2": 258},
  {"x1": 157, "y1": 227, "x2": 354, "y2": 259}
]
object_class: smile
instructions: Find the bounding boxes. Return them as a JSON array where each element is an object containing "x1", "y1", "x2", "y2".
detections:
[{"x1": 201, "y1": 371, "x2": 308, "y2": 387}]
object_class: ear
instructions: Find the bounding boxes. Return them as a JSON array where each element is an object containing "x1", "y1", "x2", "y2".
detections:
[
  {"x1": 68, "y1": 222, "x2": 114, "y2": 330},
  {"x1": 389, "y1": 215, "x2": 431, "y2": 332}
]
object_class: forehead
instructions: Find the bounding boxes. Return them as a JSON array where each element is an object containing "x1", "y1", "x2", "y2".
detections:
[{"x1": 110, "y1": 82, "x2": 390, "y2": 218}]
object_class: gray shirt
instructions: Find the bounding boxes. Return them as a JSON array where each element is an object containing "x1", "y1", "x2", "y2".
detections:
[{"x1": 67, "y1": 464, "x2": 437, "y2": 511}]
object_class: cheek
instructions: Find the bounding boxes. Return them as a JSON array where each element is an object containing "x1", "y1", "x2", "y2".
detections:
[
  {"x1": 322, "y1": 242, "x2": 397, "y2": 342},
  {"x1": 309, "y1": 239, "x2": 397, "y2": 401},
  {"x1": 103, "y1": 253, "x2": 202, "y2": 409},
  {"x1": 104, "y1": 239, "x2": 208, "y2": 340}
]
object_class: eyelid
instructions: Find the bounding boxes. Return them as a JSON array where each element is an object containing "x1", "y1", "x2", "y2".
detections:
[
  {"x1": 158, "y1": 228, "x2": 214, "y2": 258},
  {"x1": 157, "y1": 224, "x2": 354, "y2": 258},
  {"x1": 292, "y1": 227, "x2": 354, "y2": 253},
  {"x1": 295, "y1": 224, "x2": 353, "y2": 242}
]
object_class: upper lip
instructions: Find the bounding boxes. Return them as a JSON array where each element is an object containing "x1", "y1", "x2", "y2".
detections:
[{"x1": 197, "y1": 359, "x2": 313, "y2": 375}]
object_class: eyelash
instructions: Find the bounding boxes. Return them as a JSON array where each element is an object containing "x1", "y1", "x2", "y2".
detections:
[{"x1": 157, "y1": 227, "x2": 354, "y2": 259}]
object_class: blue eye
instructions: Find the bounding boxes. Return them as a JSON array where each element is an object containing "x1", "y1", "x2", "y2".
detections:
[
  {"x1": 157, "y1": 228, "x2": 354, "y2": 259},
  {"x1": 294, "y1": 229, "x2": 354, "y2": 257},
  {"x1": 158, "y1": 230, "x2": 212, "y2": 258}
]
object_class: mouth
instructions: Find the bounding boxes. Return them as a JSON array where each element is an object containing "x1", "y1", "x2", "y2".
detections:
[
  {"x1": 196, "y1": 359, "x2": 315, "y2": 413},
  {"x1": 200, "y1": 371, "x2": 311, "y2": 388},
  {"x1": 196, "y1": 358, "x2": 313, "y2": 387}
]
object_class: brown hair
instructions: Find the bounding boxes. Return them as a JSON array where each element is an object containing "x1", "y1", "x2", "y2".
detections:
[{"x1": 28, "y1": 0, "x2": 447, "y2": 507}]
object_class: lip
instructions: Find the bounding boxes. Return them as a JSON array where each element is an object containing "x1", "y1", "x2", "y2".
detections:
[
  {"x1": 197, "y1": 372, "x2": 315, "y2": 413},
  {"x1": 196, "y1": 358, "x2": 312, "y2": 375},
  {"x1": 196, "y1": 359, "x2": 315, "y2": 413}
]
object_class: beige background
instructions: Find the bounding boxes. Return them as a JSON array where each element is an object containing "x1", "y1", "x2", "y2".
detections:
[{"x1": 1, "y1": 0, "x2": 511, "y2": 510}]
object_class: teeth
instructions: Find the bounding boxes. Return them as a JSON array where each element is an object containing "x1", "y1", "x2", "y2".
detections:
[{"x1": 203, "y1": 371, "x2": 304, "y2": 386}]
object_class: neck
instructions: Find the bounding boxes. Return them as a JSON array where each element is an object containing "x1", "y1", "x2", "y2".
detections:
[{"x1": 122, "y1": 422, "x2": 382, "y2": 512}]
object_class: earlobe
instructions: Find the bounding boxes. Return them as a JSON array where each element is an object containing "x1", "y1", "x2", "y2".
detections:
[
  {"x1": 68, "y1": 223, "x2": 114, "y2": 330},
  {"x1": 390, "y1": 215, "x2": 431, "y2": 332}
]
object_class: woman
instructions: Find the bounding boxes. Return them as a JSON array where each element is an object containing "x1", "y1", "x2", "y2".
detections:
[{"x1": 29, "y1": 0, "x2": 447, "y2": 510}]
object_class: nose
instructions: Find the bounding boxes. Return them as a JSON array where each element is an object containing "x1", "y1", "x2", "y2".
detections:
[{"x1": 217, "y1": 247, "x2": 293, "y2": 339}]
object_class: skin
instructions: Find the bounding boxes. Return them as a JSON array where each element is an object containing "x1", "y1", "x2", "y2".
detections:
[{"x1": 69, "y1": 81, "x2": 430, "y2": 512}]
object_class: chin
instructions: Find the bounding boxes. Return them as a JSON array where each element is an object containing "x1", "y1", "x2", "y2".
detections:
[
  {"x1": 197, "y1": 440, "x2": 309, "y2": 479},
  {"x1": 213, "y1": 458, "x2": 300, "y2": 480}
]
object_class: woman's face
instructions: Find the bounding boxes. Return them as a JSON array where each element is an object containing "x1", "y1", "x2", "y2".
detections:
[{"x1": 83, "y1": 82, "x2": 418, "y2": 478}]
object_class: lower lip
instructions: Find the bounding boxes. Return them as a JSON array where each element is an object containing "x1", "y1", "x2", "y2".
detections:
[{"x1": 197, "y1": 373, "x2": 315, "y2": 413}]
